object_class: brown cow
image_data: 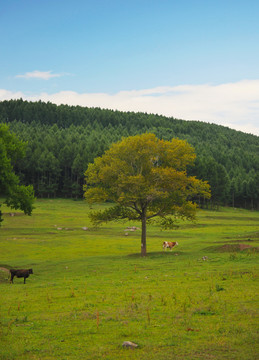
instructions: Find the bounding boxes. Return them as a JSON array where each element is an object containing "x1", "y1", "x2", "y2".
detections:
[
  {"x1": 10, "y1": 269, "x2": 33, "y2": 284},
  {"x1": 163, "y1": 241, "x2": 178, "y2": 251}
]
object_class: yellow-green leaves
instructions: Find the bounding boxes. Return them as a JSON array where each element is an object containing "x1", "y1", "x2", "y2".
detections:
[
  {"x1": 83, "y1": 187, "x2": 108, "y2": 204},
  {"x1": 84, "y1": 133, "x2": 210, "y2": 212}
]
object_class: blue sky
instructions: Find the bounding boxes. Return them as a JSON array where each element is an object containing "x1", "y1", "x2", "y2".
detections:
[{"x1": 1, "y1": 0, "x2": 259, "y2": 135}]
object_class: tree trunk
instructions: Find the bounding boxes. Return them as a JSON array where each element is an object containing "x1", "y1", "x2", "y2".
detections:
[{"x1": 141, "y1": 213, "x2": 147, "y2": 257}]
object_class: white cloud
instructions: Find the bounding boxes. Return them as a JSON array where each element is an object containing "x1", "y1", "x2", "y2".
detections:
[
  {"x1": 1, "y1": 80, "x2": 259, "y2": 135},
  {"x1": 0, "y1": 89, "x2": 25, "y2": 99},
  {"x1": 16, "y1": 70, "x2": 62, "y2": 80}
]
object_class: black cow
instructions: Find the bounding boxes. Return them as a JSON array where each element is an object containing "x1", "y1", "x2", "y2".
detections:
[{"x1": 10, "y1": 269, "x2": 33, "y2": 284}]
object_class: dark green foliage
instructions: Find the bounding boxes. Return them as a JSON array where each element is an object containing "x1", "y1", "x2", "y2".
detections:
[
  {"x1": 0, "y1": 124, "x2": 35, "y2": 224},
  {"x1": 0, "y1": 99, "x2": 258, "y2": 209}
]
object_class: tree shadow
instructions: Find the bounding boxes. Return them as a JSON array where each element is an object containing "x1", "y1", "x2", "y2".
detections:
[{"x1": 126, "y1": 251, "x2": 184, "y2": 259}]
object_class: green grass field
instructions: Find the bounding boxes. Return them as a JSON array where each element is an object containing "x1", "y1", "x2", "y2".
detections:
[{"x1": 0, "y1": 199, "x2": 258, "y2": 360}]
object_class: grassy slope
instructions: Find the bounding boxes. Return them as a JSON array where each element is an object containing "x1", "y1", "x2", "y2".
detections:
[{"x1": 0, "y1": 199, "x2": 258, "y2": 360}]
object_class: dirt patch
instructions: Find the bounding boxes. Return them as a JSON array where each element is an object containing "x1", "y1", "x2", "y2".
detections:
[
  {"x1": 205, "y1": 244, "x2": 259, "y2": 253},
  {"x1": 221, "y1": 244, "x2": 251, "y2": 251},
  {"x1": 0, "y1": 266, "x2": 10, "y2": 273},
  {"x1": 0, "y1": 267, "x2": 10, "y2": 283}
]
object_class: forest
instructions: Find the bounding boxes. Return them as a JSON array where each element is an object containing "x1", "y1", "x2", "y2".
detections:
[{"x1": 0, "y1": 99, "x2": 258, "y2": 209}]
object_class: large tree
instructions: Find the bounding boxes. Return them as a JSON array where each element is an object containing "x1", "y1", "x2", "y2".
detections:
[
  {"x1": 84, "y1": 133, "x2": 211, "y2": 256},
  {"x1": 0, "y1": 124, "x2": 34, "y2": 224}
]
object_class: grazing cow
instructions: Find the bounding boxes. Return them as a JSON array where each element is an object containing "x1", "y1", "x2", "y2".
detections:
[
  {"x1": 10, "y1": 269, "x2": 33, "y2": 284},
  {"x1": 163, "y1": 241, "x2": 178, "y2": 251}
]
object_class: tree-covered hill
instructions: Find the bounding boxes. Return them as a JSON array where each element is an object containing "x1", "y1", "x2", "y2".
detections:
[{"x1": 0, "y1": 99, "x2": 258, "y2": 209}]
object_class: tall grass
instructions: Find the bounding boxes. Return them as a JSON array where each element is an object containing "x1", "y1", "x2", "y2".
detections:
[{"x1": 0, "y1": 199, "x2": 258, "y2": 359}]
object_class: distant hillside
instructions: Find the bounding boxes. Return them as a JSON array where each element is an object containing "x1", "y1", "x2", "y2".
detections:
[{"x1": 0, "y1": 99, "x2": 258, "y2": 209}]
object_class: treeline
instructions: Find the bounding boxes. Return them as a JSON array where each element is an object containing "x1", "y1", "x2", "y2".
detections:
[{"x1": 0, "y1": 99, "x2": 258, "y2": 209}]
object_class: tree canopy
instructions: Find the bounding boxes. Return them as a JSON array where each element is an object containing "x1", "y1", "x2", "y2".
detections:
[
  {"x1": 84, "y1": 133, "x2": 211, "y2": 256},
  {"x1": 0, "y1": 124, "x2": 34, "y2": 224}
]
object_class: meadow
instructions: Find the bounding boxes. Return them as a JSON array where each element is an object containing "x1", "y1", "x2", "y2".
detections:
[{"x1": 0, "y1": 199, "x2": 258, "y2": 360}]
